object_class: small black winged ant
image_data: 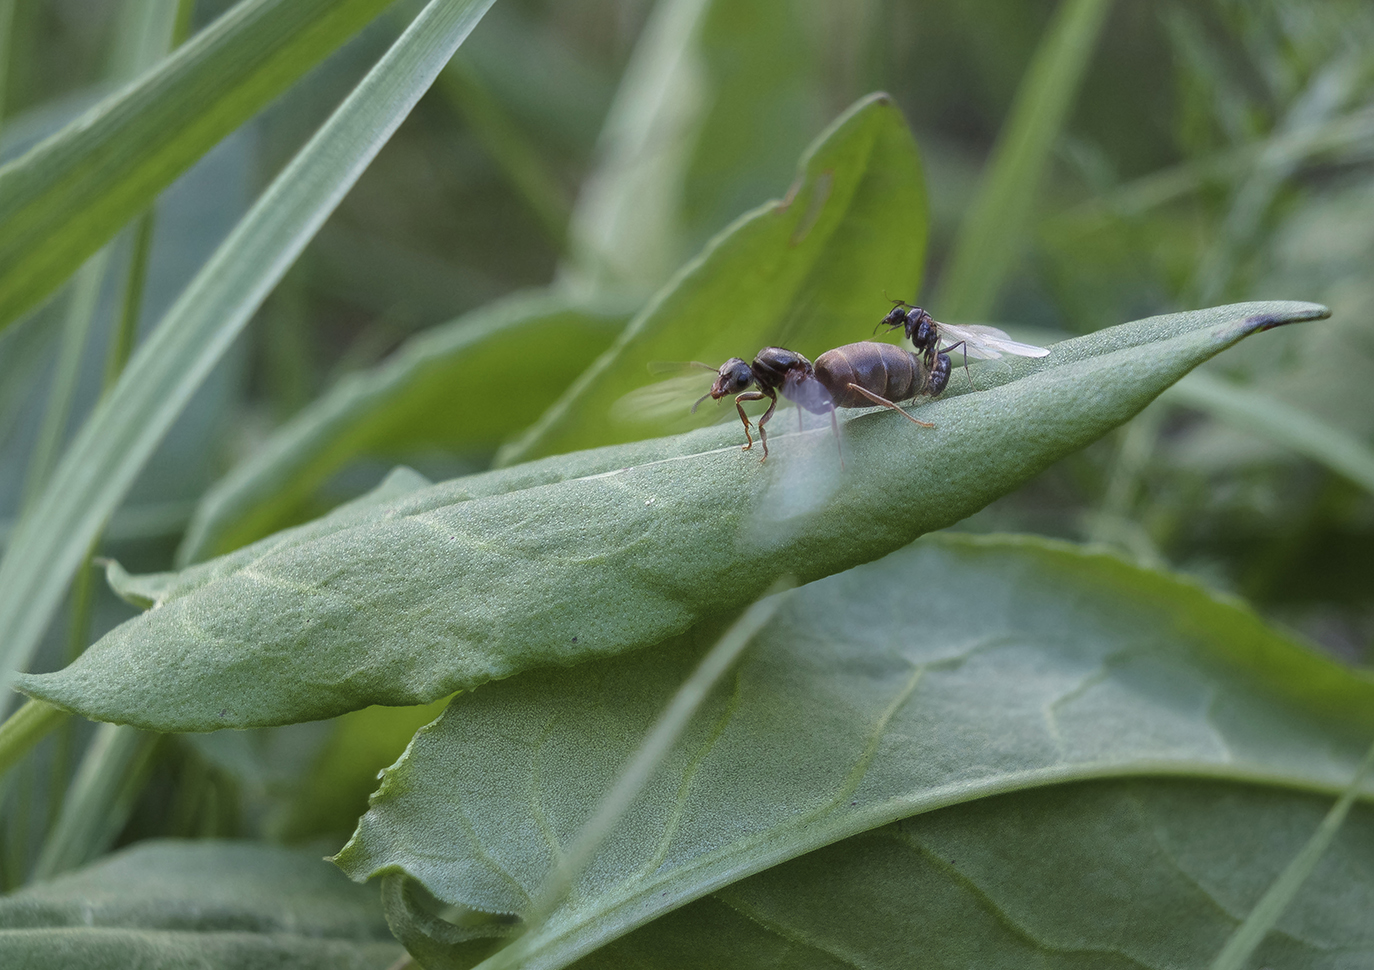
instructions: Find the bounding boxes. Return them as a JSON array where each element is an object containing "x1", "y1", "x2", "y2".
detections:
[
  {"x1": 878, "y1": 301, "x2": 1050, "y2": 385},
  {"x1": 695, "y1": 342, "x2": 948, "y2": 464}
]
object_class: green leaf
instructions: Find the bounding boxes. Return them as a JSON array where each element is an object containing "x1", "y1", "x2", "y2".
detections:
[
  {"x1": 332, "y1": 533, "x2": 1374, "y2": 970},
  {"x1": 0, "y1": 0, "x2": 498, "y2": 714},
  {"x1": 936, "y1": 0, "x2": 1114, "y2": 320},
  {"x1": 679, "y1": 0, "x2": 826, "y2": 261},
  {"x1": 499, "y1": 90, "x2": 929, "y2": 464},
  {"x1": 178, "y1": 290, "x2": 632, "y2": 564},
  {"x1": 1208, "y1": 740, "x2": 1374, "y2": 970},
  {"x1": 0, "y1": 839, "x2": 402, "y2": 969},
  {"x1": 124, "y1": 463, "x2": 433, "y2": 612},
  {"x1": 575, "y1": 779, "x2": 1374, "y2": 970},
  {"x1": 0, "y1": 0, "x2": 401, "y2": 333},
  {"x1": 14, "y1": 301, "x2": 1329, "y2": 732}
]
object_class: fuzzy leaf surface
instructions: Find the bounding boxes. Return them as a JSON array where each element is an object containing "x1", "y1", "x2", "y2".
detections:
[
  {"x1": 15, "y1": 302, "x2": 1330, "y2": 731},
  {"x1": 0, "y1": 0, "x2": 497, "y2": 712}
]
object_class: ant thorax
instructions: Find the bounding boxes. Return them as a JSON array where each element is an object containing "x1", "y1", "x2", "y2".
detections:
[{"x1": 750, "y1": 347, "x2": 814, "y2": 390}]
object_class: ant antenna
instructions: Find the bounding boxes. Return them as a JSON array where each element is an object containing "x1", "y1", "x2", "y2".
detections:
[{"x1": 690, "y1": 392, "x2": 714, "y2": 414}]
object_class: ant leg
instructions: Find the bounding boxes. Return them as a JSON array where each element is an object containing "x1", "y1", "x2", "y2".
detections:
[
  {"x1": 846, "y1": 383, "x2": 935, "y2": 428},
  {"x1": 828, "y1": 407, "x2": 844, "y2": 470},
  {"x1": 943, "y1": 340, "x2": 975, "y2": 389},
  {"x1": 753, "y1": 389, "x2": 779, "y2": 460},
  {"x1": 732, "y1": 391, "x2": 766, "y2": 451}
]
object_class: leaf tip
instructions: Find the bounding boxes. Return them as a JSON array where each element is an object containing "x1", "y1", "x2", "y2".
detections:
[
  {"x1": 9, "y1": 674, "x2": 74, "y2": 716},
  {"x1": 1232, "y1": 302, "x2": 1331, "y2": 339}
]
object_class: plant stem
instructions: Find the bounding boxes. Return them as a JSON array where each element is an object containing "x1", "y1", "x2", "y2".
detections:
[{"x1": 0, "y1": 700, "x2": 66, "y2": 779}]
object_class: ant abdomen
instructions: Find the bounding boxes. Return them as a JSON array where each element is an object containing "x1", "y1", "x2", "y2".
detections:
[{"x1": 814, "y1": 342, "x2": 924, "y2": 407}]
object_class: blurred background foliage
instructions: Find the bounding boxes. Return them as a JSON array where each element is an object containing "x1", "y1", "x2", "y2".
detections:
[{"x1": 0, "y1": 0, "x2": 1371, "y2": 889}]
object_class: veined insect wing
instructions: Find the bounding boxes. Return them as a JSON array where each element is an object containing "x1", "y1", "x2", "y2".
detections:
[
  {"x1": 941, "y1": 323, "x2": 1050, "y2": 359},
  {"x1": 610, "y1": 370, "x2": 717, "y2": 424}
]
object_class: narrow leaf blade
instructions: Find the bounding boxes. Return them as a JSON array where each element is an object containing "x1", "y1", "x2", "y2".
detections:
[
  {"x1": 0, "y1": 0, "x2": 400, "y2": 332},
  {"x1": 936, "y1": 0, "x2": 1114, "y2": 320}
]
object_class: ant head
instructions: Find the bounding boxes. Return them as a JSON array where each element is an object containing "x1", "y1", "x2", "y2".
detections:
[
  {"x1": 693, "y1": 358, "x2": 754, "y2": 412},
  {"x1": 877, "y1": 304, "x2": 909, "y2": 335},
  {"x1": 713, "y1": 358, "x2": 755, "y2": 395}
]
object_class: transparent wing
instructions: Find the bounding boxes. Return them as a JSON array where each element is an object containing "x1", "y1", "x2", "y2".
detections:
[
  {"x1": 781, "y1": 369, "x2": 835, "y2": 413},
  {"x1": 609, "y1": 372, "x2": 715, "y2": 425},
  {"x1": 938, "y1": 323, "x2": 1051, "y2": 359}
]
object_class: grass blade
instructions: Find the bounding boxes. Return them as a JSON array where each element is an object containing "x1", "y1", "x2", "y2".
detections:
[
  {"x1": 17, "y1": 0, "x2": 180, "y2": 512},
  {"x1": 0, "y1": 0, "x2": 403, "y2": 334},
  {"x1": 31, "y1": 723, "x2": 157, "y2": 881},
  {"x1": 530, "y1": 581, "x2": 793, "y2": 926},
  {"x1": 0, "y1": 0, "x2": 498, "y2": 714},
  {"x1": 562, "y1": 0, "x2": 712, "y2": 293},
  {"x1": 1165, "y1": 370, "x2": 1374, "y2": 496},
  {"x1": 0, "y1": 700, "x2": 64, "y2": 779},
  {"x1": 19, "y1": 254, "x2": 110, "y2": 511},
  {"x1": 935, "y1": 0, "x2": 1112, "y2": 320}
]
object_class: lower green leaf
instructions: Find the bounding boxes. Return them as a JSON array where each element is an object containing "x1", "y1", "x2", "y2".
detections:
[
  {"x1": 577, "y1": 779, "x2": 1374, "y2": 970},
  {"x1": 332, "y1": 532, "x2": 1374, "y2": 970},
  {"x1": 0, "y1": 839, "x2": 402, "y2": 969}
]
